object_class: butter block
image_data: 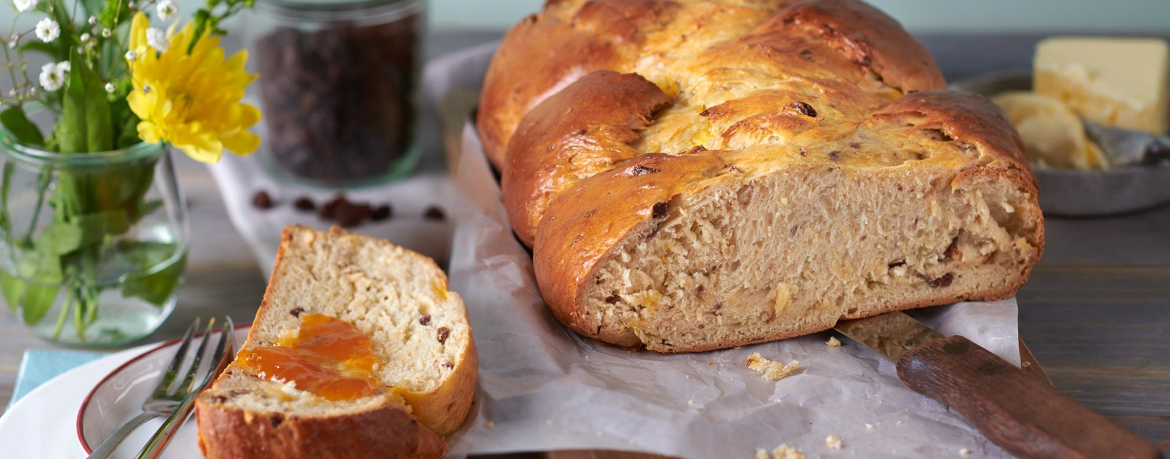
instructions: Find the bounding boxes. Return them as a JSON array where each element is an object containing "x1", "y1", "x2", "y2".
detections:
[
  {"x1": 992, "y1": 91, "x2": 1108, "y2": 170},
  {"x1": 1034, "y1": 37, "x2": 1169, "y2": 135}
]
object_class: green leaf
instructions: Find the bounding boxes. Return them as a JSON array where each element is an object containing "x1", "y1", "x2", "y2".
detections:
[
  {"x1": 0, "y1": 272, "x2": 59, "y2": 325},
  {"x1": 0, "y1": 106, "x2": 45, "y2": 147},
  {"x1": 76, "y1": 210, "x2": 131, "y2": 237},
  {"x1": 15, "y1": 248, "x2": 63, "y2": 283},
  {"x1": 35, "y1": 210, "x2": 132, "y2": 255},
  {"x1": 20, "y1": 282, "x2": 58, "y2": 325},
  {"x1": 122, "y1": 245, "x2": 185, "y2": 307},
  {"x1": 1, "y1": 272, "x2": 22, "y2": 314},
  {"x1": 109, "y1": 96, "x2": 141, "y2": 149},
  {"x1": 131, "y1": 200, "x2": 163, "y2": 223},
  {"x1": 115, "y1": 123, "x2": 140, "y2": 149},
  {"x1": 34, "y1": 220, "x2": 84, "y2": 254},
  {"x1": 120, "y1": 241, "x2": 177, "y2": 267},
  {"x1": 57, "y1": 54, "x2": 113, "y2": 154},
  {"x1": 82, "y1": 0, "x2": 105, "y2": 21},
  {"x1": 0, "y1": 162, "x2": 14, "y2": 237},
  {"x1": 19, "y1": 41, "x2": 63, "y2": 61}
]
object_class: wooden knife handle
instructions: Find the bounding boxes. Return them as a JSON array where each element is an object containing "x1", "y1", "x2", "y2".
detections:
[{"x1": 896, "y1": 335, "x2": 1159, "y2": 459}]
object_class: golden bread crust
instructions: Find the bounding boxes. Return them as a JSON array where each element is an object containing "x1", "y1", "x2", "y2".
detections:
[
  {"x1": 195, "y1": 400, "x2": 447, "y2": 459},
  {"x1": 482, "y1": 0, "x2": 1044, "y2": 352},
  {"x1": 402, "y1": 339, "x2": 478, "y2": 437},
  {"x1": 503, "y1": 71, "x2": 673, "y2": 246}
]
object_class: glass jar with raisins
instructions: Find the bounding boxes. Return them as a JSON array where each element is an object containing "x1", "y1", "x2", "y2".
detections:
[{"x1": 245, "y1": 0, "x2": 424, "y2": 187}]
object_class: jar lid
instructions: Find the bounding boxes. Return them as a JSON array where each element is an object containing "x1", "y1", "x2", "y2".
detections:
[{"x1": 257, "y1": 0, "x2": 423, "y2": 22}]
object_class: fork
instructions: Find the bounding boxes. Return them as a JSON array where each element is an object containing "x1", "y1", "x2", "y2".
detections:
[{"x1": 86, "y1": 317, "x2": 235, "y2": 459}]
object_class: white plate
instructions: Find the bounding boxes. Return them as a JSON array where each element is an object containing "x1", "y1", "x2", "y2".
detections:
[
  {"x1": 77, "y1": 325, "x2": 250, "y2": 458},
  {"x1": 0, "y1": 326, "x2": 250, "y2": 459}
]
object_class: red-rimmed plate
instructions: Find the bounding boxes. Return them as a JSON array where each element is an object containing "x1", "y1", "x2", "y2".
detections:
[{"x1": 75, "y1": 324, "x2": 250, "y2": 458}]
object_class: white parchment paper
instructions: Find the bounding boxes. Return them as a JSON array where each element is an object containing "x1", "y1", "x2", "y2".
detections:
[
  {"x1": 214, "y1": 43, "x2": 1025, "y2": 459},
  {"x1": 207, "y1": 148, "x2": 456, "y2": 279},
  {"x1": 444, "y1": 122, "x2": 1020, "y2": 459}
]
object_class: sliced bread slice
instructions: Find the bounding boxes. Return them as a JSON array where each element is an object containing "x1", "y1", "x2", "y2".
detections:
[{"x1": 195, "y1": 225, "x2": 477, "y2": 459}]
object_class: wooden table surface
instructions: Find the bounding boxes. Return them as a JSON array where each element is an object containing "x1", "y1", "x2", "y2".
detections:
[{"x1": 0, "y1": 31, "x2": 1168, "y2": 456}]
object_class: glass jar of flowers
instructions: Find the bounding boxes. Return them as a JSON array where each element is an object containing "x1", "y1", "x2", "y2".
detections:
[{"x1": 0, "y1": 0, "x2": 260, "y2": 346}]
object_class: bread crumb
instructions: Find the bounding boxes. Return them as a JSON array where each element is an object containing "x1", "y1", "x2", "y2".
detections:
[
  {"x1": 826, "y1": 336, "x2": 841, "y2": 347},
  {"x1": 688, "y1": 399, "x2": 694, "y2": 405},
  {"x1": 709, "y1": 361, "x2": 718, "y2": 365},
  {"x1": 772, "y1": 444, "x2": 804, "y2": 459},
  {"x1": 865, "y1": 423, "x2": 874, "y2": 430},
  {"x1": 755, "y1": 445, "x2": 804, "y2": 459},
  {"x1": 896, "y1": 420, "x2": 903, "y2": 426},
  {"x1": 746, "y1": 353, "x2": 800, "y2": 381},
  {"x1": 280, "y1": 381, "x2": 305, "y2": 398},
  {"x1": 959, "y1": 448, "x2": 971, "y2": 456},
  {"x1": 826, "y1": 435, "x2": 842, "y2": 450},
  {"x1": 485, "y1": 421, "x2": 494, "y2": 429}
]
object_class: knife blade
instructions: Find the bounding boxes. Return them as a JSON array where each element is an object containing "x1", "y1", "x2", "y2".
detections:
[{"x1": 835, "y1": 311, "x2": 1162, "y2": 459}]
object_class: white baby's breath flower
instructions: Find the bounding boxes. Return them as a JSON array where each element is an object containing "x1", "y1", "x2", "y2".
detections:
[
  {"x1": 35, "y1": 18, "x2": 59, "y2": 43},
  {"x1": 13, "y1": 0, "x2": 36, "y2": 13},
  {"x1": 6, "y1": 34, "x2": 17, "y2": 50},
  {"x1": 7, "y1": 88, "x2": 16, "y2": 97},
  {"x1": 79, "y1": 32, "x2": 91, "y2": 42},
  {"x1": 100, "y1": 28, "x2": 111, "y2": 38},
  {"x1": 104, "y1": 82, "x2": 115, "y2": 93},
  {"x1": 156, "y1": 0, "x2": 178, "y2": 21},
  {"x1": 145, "y1": 27, "x2": 169, "y2": 52},
  {"x1": 38, "y1": 62, "x2": 62, "y2": 91},
  {"x1": 127, "y1": 1, "x2": 134, "y2": 8},
  {"x1": 125, "y1": 49, "x2": 138, "y2": 61},
  {"x1": 87, "y1": 15, "x2": 97, "y2": 25},
  {"x1": 52, "y1": 60, "x2": 70, "y2": 83}
]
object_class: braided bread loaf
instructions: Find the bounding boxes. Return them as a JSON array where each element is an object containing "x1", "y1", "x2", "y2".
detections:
[{"x1": 479, "y1": 0, "x2": 1044, "y2": 353}]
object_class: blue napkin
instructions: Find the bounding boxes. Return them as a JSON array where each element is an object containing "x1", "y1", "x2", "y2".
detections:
[{"x1": 9, "y1": 349, "x2": 107, "y2": 409}]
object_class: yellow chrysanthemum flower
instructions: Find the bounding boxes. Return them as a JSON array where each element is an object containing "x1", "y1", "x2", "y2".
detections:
[{"x1": 126, "y1": 13, "x2": 261, "y2": 163}]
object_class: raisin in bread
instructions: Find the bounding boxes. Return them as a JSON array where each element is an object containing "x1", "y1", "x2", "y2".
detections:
[
  {"x1": 195, "y1": 226, "x2": 477, "y2": 458},
  {"x1": 478, "y1": 0, "x2": 1044, "y2": 353}
]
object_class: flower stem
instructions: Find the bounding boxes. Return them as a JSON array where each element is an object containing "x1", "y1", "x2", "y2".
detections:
[
  {"x1": 2, "y1": 17, "x2": 22, "y2": 99},
  {"x1": 51, "y1": 287, "x2": 73, "y2": 340},
  {"x1": 72, "y1": 284, "x2": 85, "y2": 341},
  {"x1": 21, "y1": 171, "x2": 50, "y2": 245},
  {"x1": 73, "y1": 285, "x2": 86, "y2": 342}
]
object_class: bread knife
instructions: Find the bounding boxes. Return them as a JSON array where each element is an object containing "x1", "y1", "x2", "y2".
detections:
[{"x1": 834, "y1": 311, "x2": 1163, "y2": 459}]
